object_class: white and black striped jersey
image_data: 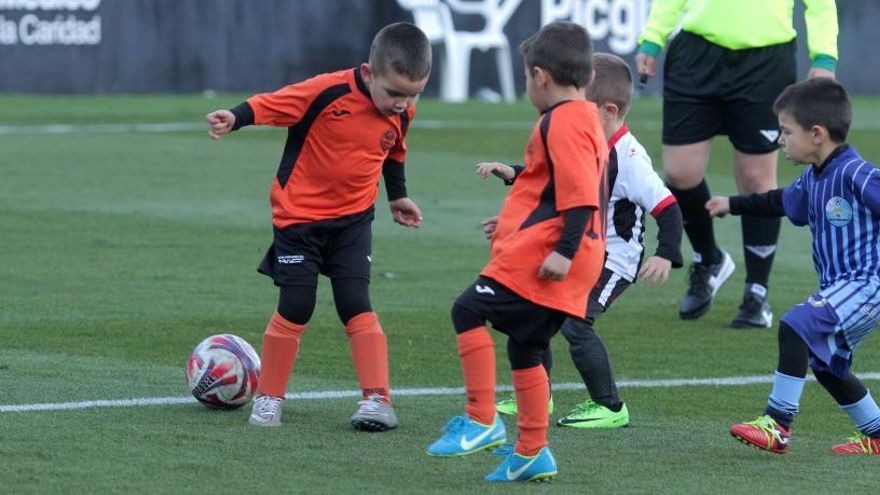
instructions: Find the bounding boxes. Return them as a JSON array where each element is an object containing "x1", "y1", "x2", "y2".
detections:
[{"x1": 605, "y1": 125, "x2": 679, "y2": 281}]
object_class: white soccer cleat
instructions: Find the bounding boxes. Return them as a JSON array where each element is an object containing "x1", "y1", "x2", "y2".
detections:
[
  {"x1": 350, "y1": 394, "x2": 398, "y2": 431},
  {"x1": 248, "y1": 395, "x2": 283, "y2": 427}
]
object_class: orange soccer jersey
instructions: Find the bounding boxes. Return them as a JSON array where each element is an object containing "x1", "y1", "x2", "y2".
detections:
[
  {"x1": 245, "y1": 69, "x2": 413, "y2": 228},
  {"x1": 481, "y1": 100, "x2": 608, "y2": 318}
]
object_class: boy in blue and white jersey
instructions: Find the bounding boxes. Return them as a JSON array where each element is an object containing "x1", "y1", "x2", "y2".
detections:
[{"x1": 707, "y1": 78, "x2": 880, "y2": 455}]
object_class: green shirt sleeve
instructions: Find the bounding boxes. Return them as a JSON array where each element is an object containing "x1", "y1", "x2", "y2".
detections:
[
  {"x1": 804, "y1": 0, "x2": 839, "y2": 69},
  {"x1": 637, "y1": 0, "x2": 689, "y2": 51}
]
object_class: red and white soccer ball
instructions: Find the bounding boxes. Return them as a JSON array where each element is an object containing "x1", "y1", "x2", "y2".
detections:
[{"x1": 186, "y1": 334, "x2": 261, "y2": 410}]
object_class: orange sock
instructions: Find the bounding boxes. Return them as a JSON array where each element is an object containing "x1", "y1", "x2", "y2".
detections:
[
  {"x1": 513, "y1": 365, "x2": 550, "y2": 456},
  {"x1": 457, "y1": 326, "x2": 496, "y2": 425},
  {"x1": 256, "y1": 312, "x2": 306, "y2": 398},
  {"x1": 345, "y1": 312, "x2": 390, "y2": 401}
]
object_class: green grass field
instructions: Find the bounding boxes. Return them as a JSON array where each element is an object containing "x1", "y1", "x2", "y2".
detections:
[{"x1": 2, "y1": 94, "x2": 880, "y2": 493}]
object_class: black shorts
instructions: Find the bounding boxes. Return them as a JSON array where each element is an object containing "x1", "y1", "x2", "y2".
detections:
[
  {"x1": 662, "y1": 31, "x2": 796, "y2": 154},
  {"x1": 258, "y1": 208, "x2": 374, "y2": 287},
  {"x1": 453, "y1": 276, "x2": 567, "y2": 347},
  {"x1": 584, "y1": 267, "x2": 632, "y2": 320}
]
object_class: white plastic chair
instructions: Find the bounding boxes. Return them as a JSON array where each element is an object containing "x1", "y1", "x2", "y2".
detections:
[{"x1": 397, "y1": 0, "x2": 520, "y2": 103}]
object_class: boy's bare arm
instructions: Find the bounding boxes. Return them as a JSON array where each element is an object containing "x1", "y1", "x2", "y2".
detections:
[{"x1": 206, "y1": 110, "x2": 236, "y2": 140}]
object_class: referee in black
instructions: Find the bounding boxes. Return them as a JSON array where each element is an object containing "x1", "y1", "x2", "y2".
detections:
[{"x1": 635, "y1": 0, "x2": 839, "y2": 328}]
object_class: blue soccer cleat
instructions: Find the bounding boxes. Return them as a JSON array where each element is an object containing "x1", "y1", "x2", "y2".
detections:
[
  {"x1": 485, "y1": 446, "x2": 558, "y2": 482},
  {"x1": 426, "y1": 414, "x2": 507, "y2": 457}
]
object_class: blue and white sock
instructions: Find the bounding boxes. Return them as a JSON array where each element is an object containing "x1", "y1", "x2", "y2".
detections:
[
  {"x1": 842, "y1": 392, "x2": 880, "y2": 438},
  {"x1": 765, "y1": 371, "x2": 806, "y2": 428}
]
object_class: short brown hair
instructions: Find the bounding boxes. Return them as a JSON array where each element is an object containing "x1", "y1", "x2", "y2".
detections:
[
  {"x1": 585, "y1": 52, "x2": 633, "y2": 117},
  {"x1": 519, "y1": 21, "x2": 593, "y2": 88},
  {"x1": 369, "y1": 22, "x2": 432, "y2": 81},
  {"x1": 773, "y1": 78, "x2": 851, "y2": 143}
]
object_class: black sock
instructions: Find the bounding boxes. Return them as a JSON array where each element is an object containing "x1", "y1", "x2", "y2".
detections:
[
  {"x1": 667, "y1": 180, "x2": 720, "y2": 265},
  {"x1": 741, "y1": 215, "x2": 780, "y2": 288},
  {"x1": 764, "y1": 405, "x2": 793, "y2": 428}
]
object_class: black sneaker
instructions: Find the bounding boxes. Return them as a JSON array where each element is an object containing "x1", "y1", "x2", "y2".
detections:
[
  {"x1": 679, "y1": 250, "x2": 735, "y2": 320},
  {"x1": 731, "y1": 283, "x2": 773, "y2": 328}
]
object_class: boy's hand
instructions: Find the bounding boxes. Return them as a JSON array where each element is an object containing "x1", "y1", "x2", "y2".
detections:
[
  {"x1": 206, "y1": 110, "x2": 236, "y2": 140},
  {"x1": 476, "y1": 162, "x2": 515, "y2": 180},
  {"x1": 389, "y1": 197, "x2": 423, "y2": 228},
  {"x1": 705, "y1": 196, "x2": 731, "y2": 217},
  {"x1": 538, "y1": 251, "x2": 571, "y2": 281},
  {"x1": 481, "y1": 216, "x2": 498, "y2": 240},
  {"x1": 637, "y1": 256, "x2": 671, "y2": 286}
]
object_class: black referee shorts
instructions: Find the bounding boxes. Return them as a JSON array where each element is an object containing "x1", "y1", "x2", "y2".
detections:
[
  {"x1": 662, "y1": 31, "x2": 796, "y2": 154},
  {"x1": 258, "y1": 208, "x2": 374, "y2": 287}
]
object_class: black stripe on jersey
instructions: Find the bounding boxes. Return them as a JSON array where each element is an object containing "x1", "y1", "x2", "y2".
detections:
[
  {"x1": 612, "y1": 199, "x2": 639, "y2": 242},
  {"x1": 398, "y1": 109, "x2": 411, "y2": 137},
  {"x1": 607, "y1": 146, "x2": 619, "y2": 194},
  {"x1": 276, "y1": 83, "x2": 351, "y2": 188},
  {"x1": 353, "y1": 68, "x2": 370, "y2": 97},
  {"x1": 520, "y1": 110, "x2": 559, "y2": 230},
  {"x1": 607, "y1": 147, "x2": 642, "y2": 243}
]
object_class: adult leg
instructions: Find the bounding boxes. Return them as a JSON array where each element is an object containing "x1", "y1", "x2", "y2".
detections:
[
  {"x1": 665, "y1": 141, "x2": 735, "y2": 319},
  {"x1": 731, "y1": 149, "x2": 779, "y2": 328},
  {"x1": 664, "y1": 140, "x2": 717, "y2": 262}
]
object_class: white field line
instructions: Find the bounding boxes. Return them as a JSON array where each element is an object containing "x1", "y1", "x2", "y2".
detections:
[
  {"x1": 3, "y1": 120, "x2": 880, "y2": 136},
  {"x1": 3, "y1": 372, "x2": 880, "y2": 413}
]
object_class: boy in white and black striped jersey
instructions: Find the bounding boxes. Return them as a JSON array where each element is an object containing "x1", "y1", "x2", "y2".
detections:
[{"x1": 478, "y1": 53, "x2": 683, "y2": 428}]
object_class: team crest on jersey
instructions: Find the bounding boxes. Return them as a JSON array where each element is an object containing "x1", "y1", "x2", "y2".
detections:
[
  {"x1": 825, "y1": 196, "x2": 853, "y2": 226},
  {"x1": 380, "y1": 128, "x2": 397, "y2": 152}
]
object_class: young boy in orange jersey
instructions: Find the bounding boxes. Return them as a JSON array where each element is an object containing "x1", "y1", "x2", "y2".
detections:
[
  {"x1": 205, "y1": 23, "x2": 431, "y2": 431},
  {"x1": 426, "y1": 22, "x2": 608, "y2": 482},
  {"x1": 481, "y1": 53, "x2": 683, "y2": 428}
]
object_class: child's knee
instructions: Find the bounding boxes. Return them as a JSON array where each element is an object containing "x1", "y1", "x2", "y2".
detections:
[
  {"x1": 451, "y1": 302, "x2": 484, "y2": 334},
  {"x1": 560, "y1": 317, "x2": 595, "y2": 342}
]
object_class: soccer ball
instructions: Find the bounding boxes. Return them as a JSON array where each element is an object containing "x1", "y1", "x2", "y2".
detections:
[{"x1": 186, "y1": 334, "x2": 261, "y2": 410}]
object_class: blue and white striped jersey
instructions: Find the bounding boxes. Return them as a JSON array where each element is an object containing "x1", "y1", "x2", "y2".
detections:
[{"x1": 782, "y1": 146, "x2": 880, "y2": 288}]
